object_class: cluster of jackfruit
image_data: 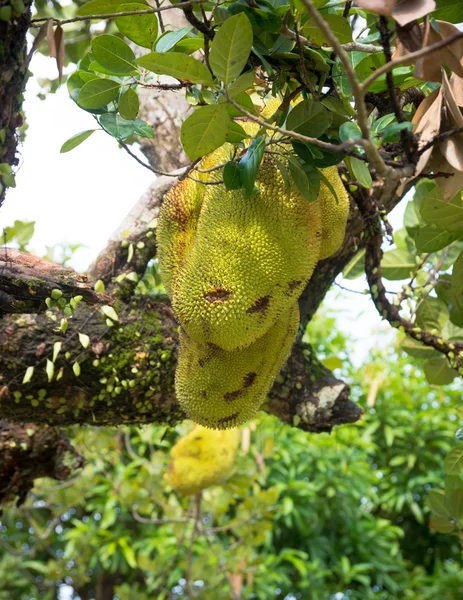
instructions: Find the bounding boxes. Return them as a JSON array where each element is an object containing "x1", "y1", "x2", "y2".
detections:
[
  {"x1": 166, "y1": 425, "x2": 240, "y2": 495},
  {"x1": 157, "y1": 99, "x2": 350, "y2": 429}
]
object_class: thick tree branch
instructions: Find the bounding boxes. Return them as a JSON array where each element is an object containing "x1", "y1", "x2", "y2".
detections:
[
  {"x1": 0, "y1": 296, "x2": 361, "y2": 433},
  {"x1": 0, "y1": 2, "x2": 32, "y2": 206},
  {"x1": 0, "y1": 249, "x2": 111, "y2": 316}
]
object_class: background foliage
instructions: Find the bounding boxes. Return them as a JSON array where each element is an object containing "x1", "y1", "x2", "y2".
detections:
[{"x1": 1, "y1": 308, "x2": 462, "y2": 599}]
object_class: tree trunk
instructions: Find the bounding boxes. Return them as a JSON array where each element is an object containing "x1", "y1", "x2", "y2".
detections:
[{"x1": 0, "y1": 1, "x2": 32, "y2": 206}]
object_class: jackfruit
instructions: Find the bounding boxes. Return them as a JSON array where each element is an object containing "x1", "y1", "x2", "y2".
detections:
[
  {"x1": 158, "y1": 134, "x2": 348, "y2": 352},
  {"x1": 157, "y1": 97, "x2": 350, "y2": 429},
  {"x1": 166, "y1": 425, "x2": 240, "y2": 495},
  {"x1": 175, "y1": 301, "x2": 300, "y2": 429}
]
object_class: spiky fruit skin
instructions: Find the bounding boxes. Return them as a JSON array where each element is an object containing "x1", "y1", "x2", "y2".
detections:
[
  {"x1": 166, "y1": 425, "x2": 240, "y2": 495},
  {"x1": 157, "y1": 99, "x2": 350, "y2": 429},
  {"x1": 176, "y1": 302, "x2": 300, "y2": 429}
]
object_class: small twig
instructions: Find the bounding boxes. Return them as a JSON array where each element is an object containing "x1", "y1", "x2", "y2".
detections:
[
  {"x1": 30, "y1": 0, "x2": 208, "y2": 27},
  {"x1": 294, "y1": 23, "x2": 318, "y2": 99},
  {"x1": 362, "y1": 30, "x2": 463, "y2": 90},
  {"x1": 417, "y1": 126, "x2": 463, "y2": 156},
  {"x1": 357, "y1": 192, "x2": 463, "y2": 370},
  {"x1": 181, "y1": 0, "x2": 214, "y2": 39},
  {"x1": 300, "y1": 0, "x2": 394, "y2": 179},
  {"x1": 378, "y1": 16, "x2": 414, "y2": 162}
]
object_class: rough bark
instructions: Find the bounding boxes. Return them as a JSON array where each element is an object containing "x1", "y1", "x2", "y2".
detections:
[
  {"x1": 0, "y1": 420, "x2": 83, "y2": 505},
  {"x1": 0, "y1": 2, "x2": 32, "y2": 207},
  {"x1": 0, "y1": 248, "x2": 111, "y2": 316},
  {"x1": 0, "y1": 294, "x2": 361, "y2": 432}
]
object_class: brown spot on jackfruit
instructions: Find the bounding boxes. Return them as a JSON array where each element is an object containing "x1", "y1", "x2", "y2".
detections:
[
  {"x1": 204, "y1": 288, "x2": 232, "y2": 303},
  {"x1": 243, "y1": 372, "x2": 257, "y2": 388},
  {"x1": 218, "y1": 413, "x2": 240, "y2": 427},
  {"x1": 224, "y1": 389, "x2": 245, "y2": 403},
  {"x1": 247, "y1": 295, "x2": 270, "y2": 314},
  {"x1": 286, "y1": 280, "x2": 302, "y2": 296}
]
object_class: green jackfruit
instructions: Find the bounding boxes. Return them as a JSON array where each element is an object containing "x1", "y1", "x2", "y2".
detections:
[
  {"x1": 157, "y1": 97, "x2": 350, "y2": 429},
  {"x1": 158, "y1": 135, "x2": 349, "y2": 352},
  {"x1": 175, "y1": 302, "x2": 299, "y2": 429},
  {"x1": 167, "y1": 425, "x2": 240, "y2": 495}
]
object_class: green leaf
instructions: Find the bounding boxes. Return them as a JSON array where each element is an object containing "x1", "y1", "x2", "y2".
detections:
[
  {"x1": 286, "y1": 101, "x2": 331, "y2": 139},
  {"x1": 416, "y1": 297, "x2": 449, "y2": 332},
  {"x1": 430, "y1": 515, "x2": 455, "y2": 534},
  {"x1": 423, "y1": 357, "x2": 457, "y2": 385},
  {"x1": 444, "y1": 446, "x2": 463, "y2": 475},
  {"x1": 380, "y1": 121, "x2": 414, "y2": 143},
  {"x1": 79, "y1": 333, "x2": 90, "y2": 349},
  {"x1": 136, "y1": 52, "x2": 213, "y2": 86},
  {"x1": 73, "y1": 362, "x2": 81, "y2": 376},
  {"x1": 339, "y1": 121, "x2": 362, "y2": 143},
  {"x1": 451, "y1": 249, "x2": 463, "y2": 318},
  {"x1": 345, "y1": 156, "x2": 372, "y2": 189},
  {"x1": 433, "y1": 0, "x2": 463, "y2": 23},
  {"x1": 118, "y1": 88, "x2": 139, "y2": 120},
  {"x1": 343, "y1": 248, "x2": 365, "y2": 279},
  {"x1": 133, "y1": 118, "x2": 154, "y2": 138},
  {"x1": 46, "y1": 359, "x2": 54, "y2": 382},
  {"x1": 228, "y1": 70, "x2": 255, "y2": 96},
  {"x1": 239, "y1": 136, "x2": 266, "y2": 198},
  {"x1": 415, "y1": 226, "x2": 462, "y2": 253},
  {"x1": 226, "y1": 121, "x2": 248, "y2": 143},
  {"x1": 210, "y1": 13, "x2": 253, "y2": 84},
  {"x1": 428, "y1": 490, "x2": 452, "y2": 518},
  {"x1": 401, "y1": 337, "x2": 440, "y2": 359},
  {"x1": 302, "y1": 15, "x2": 352, "y2": 45},
  {"x1": 420, "y1": 187, "x2": 463, "y2": 231},
  {"x1": 60, "y1": 129, "x2": 97, "y2": 153},
  {"x1": 449, "y1": 488, "x2": 463, "y2": 519},
  {"x1": 91, "y1": 34, "x2": 137, "y2": 75},
  {"x1": 223, "y1": 161, "x2": 242, "y2": 190},
  {"x1": 116, "y1": 3, "x2": 158, "y2": 49},
  {"x1": 101, "y1": 305, "x2": 119, "y2": 321},
  {"x1": 180, "y1": 104, "x2": 230, "y2": 161},
  {"x1": 381, "y1": 248, "x2": 417, "y2": 280},
  {"x1": 222, "y1": 90, "x2": 256, "y2": 117},
  {"x1": 77, "y1": 79, "x2": 120, "y2": 110},
  {"x1": 22, "y1": 366, "x2": 34, "y2": 384},
  {"x1": 155, "y1": 26, "x2": 193, "y2": 52},
  {"x1": 100, "y1": 113, "x2": 136, "y2": 140},
  {"x1": 77, "y1": 0, "x2": 131, "y2": 16},
  {"x1": 53, "y1": 341, "x2": 62, "y2": 363}
]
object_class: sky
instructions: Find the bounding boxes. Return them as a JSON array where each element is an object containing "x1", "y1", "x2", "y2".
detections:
[
  {"x1": 0, "y1": 51, "x2": 406, "y2": 364},
  {"x1": 0, "y1": 53, "x2": 155, "y2": 270}
]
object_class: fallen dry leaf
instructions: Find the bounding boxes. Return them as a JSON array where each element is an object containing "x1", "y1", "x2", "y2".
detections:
[
  {"x1": 440, "y1": 69, "x2": 463, "y2": 171},
  {"x1": 394, "y1": 20, "x2": 463, "y2": 82},
  {"x1": 46, "y1": 18, "x2": 56, "y2": 58},
  {"x1": 429, "y1": 146, "x2": 463, "y2": 201},
  {"x1": 412, "y1": 86, "x2": 443, "y2": 175}
]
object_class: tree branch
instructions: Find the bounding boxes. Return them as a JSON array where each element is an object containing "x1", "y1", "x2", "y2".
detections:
[{"x1": 0, "y1": 248, "x2": 111, "y2": 315}]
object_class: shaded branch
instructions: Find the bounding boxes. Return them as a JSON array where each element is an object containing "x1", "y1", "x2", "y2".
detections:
[{"x1": 0, "y1": 421, "x2": 83, "y2": 506}]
